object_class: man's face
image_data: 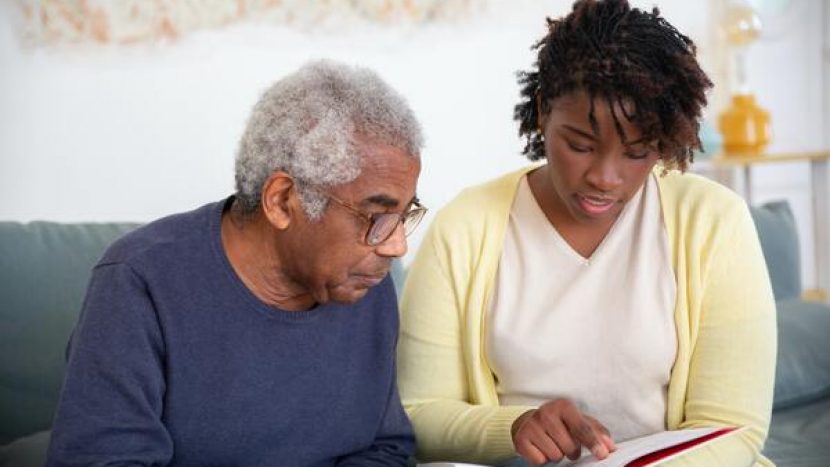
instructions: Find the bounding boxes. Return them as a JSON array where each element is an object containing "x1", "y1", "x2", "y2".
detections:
[
  {"x1": 284, "y1": 140, "x2": 421, "y2": 305},
  {"x1": 540, "y1": 90, "x2": 661, "y2": 226}
]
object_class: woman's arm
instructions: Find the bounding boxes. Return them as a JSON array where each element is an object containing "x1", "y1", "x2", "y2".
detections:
[
  {"x1": 397, "y1": 218, "x2": 530, "y2": 464},
  {"x1": 669, "y1": 200, "x2": 777, "y2": 466}
]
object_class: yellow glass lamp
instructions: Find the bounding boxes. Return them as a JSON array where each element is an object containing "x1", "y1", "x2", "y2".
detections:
[{"x1": 718, "y1": 2, "x2": 772, "y2": 155}]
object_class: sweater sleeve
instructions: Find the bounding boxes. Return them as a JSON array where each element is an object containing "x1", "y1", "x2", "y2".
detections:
[
  {"x1": 397, "y1": 217, "x2": 531, "y2": 464},
  {"x1": 667, "y1": 200, "x2": 777, "y2": 466},
  {"x1": 46, "y1": 262, "x2": 173, "y2": 467},
  {"x1": 336, "y1": 361, "x2": 415, "y2": 467}
]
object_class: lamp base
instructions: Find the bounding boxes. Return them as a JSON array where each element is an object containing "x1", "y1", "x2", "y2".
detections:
[{"x1": 718, "y1": 94, "x2": 771, "y2": 155}]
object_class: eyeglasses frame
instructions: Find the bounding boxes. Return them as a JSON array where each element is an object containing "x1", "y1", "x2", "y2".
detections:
[{"x1": 325, "y1": 193, "x2": 427, "y2": 246}]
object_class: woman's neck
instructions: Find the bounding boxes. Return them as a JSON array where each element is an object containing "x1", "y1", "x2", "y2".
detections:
[{"x1": 527, "y1": 166, "x2": 617, "y2": 259}]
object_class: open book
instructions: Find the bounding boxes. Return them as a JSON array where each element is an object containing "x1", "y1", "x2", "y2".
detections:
[{"x1": 418, "y1": 426, "x2": 745, "y2": 467}]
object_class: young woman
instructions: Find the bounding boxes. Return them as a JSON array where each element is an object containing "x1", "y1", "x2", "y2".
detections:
[{"x1": 397, "y1": 1, "x2": 776, "y2": 466}]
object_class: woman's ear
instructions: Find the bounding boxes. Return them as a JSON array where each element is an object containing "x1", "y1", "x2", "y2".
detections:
[
  {"x1": 536, "y1": 93, "x2": 549, "y2": 133},
  {"x1": 260, "y1": 171, "x2": 296, "y2": 230}
]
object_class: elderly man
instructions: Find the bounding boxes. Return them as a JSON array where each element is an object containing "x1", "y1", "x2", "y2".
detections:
[{"x1": 46, "y1": 60, "x2": 425, "y2": 466}]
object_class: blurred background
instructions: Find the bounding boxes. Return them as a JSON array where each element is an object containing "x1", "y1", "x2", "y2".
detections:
[{"x1": 0, "y1": 0, "x2": 828, "y2": 291}]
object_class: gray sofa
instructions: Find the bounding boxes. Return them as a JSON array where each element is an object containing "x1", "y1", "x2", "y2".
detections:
[
  {"x1": 2, "y1": 201, "x2": 829, "y2": 466},
  {"x1": 1, "y1": 221, "x2": 139, "y2": 466},
  {"x1": 751, "y1": 204, "x2": 830, "y2": 466}
]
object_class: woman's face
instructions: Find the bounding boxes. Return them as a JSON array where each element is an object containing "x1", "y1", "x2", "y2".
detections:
[{"x1": 539, "y1": 90, "x2": 661, "y2": 226}]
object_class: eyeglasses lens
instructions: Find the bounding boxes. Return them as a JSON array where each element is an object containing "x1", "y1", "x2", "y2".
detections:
[{"x1": 366, "y1": 209, "x2": 426, "y2": 246}]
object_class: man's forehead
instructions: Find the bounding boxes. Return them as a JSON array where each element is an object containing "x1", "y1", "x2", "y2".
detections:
[
  {"x1": 333, "y1": 172, "x2": 417, "y2": 209},
  {"x1": 329, "y1": 136, "x2": 419, "y2": 206}
]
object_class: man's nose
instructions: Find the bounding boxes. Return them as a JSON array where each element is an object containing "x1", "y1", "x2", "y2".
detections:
[{"x1": 375, "y1": 222, "x2": 408, "y2": 258}]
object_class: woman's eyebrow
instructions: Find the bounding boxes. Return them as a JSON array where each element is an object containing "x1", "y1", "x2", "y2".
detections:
[
  {"x1": 562, "y1": 124, "x2": 597, "y2": 140},
  {"x1": 625, "y1": 137, "x2": 650, "y2": 146}
]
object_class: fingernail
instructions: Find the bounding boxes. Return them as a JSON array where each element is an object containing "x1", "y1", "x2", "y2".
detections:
[
  {"x1": 603, "y1": 434, "x2": 617, "y2": 451},
  {"x1": 592, "y1": 444, "x2": 609, "y2": 459}
]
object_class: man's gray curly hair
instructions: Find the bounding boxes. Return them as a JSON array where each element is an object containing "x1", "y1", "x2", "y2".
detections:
[{"x1": 234, "y1": 59, "x2": 424, "y2": 220}]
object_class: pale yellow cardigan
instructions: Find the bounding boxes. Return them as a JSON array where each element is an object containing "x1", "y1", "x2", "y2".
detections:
[{"x1": 397, "y1": 166, "x2": 777, "y2": 466}]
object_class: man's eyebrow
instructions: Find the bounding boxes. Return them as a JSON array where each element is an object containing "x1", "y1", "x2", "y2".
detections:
[
  {"x1": 361, "y1": 194, "x2": 401, "y2": 208},
  {"x1": 562, "y1": 125, "x2": 597, "y2": 140}
]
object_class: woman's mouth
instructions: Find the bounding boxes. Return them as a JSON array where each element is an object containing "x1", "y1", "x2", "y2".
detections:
[{"x1": 575, "y1": 194, "x2": 616, "y2": 216}]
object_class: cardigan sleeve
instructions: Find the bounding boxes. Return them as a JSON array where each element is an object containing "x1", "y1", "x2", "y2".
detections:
[
  {"x1": 668, "y1": 199, "x2": 777, "y2": 466},
  {"x1": 397, "y1": 214, "x2": 530, "y2": 464}
]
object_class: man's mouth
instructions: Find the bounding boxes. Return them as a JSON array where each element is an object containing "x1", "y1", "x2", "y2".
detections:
[{"x1": 351, "y1": 272, "x2": 387, "y2": 288}]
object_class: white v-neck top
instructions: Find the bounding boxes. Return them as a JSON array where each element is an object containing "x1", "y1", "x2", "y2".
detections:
[{"x1": 486, "y1": 173, "x2": 677, "y2": 442}]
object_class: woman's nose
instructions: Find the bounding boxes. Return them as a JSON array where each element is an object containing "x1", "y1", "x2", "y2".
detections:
[{"x1": 585, "y1": 154, "x2": 624, "y2": 192}]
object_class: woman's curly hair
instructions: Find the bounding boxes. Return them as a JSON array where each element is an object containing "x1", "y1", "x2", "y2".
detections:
[{"x1": 514, "y1": 0, "x2": 713, "y2": 170}]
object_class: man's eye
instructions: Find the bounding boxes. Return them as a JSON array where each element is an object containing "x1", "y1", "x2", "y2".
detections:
[{"x1": 370, "y1": 211, "x2": 397, "y2": 222}]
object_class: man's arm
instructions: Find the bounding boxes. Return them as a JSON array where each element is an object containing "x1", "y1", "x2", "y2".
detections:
[
  {"x1": 336, "y1": 364, "x2": 415, "y2": 467},
  {"x1": 46, "y1": 262, "x2": 173, "y2": 467}
]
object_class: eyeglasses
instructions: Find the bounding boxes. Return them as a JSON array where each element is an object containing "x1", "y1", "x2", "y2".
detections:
[{"x1": 326, "y1": 193, "x2": 428, "y2": 246}]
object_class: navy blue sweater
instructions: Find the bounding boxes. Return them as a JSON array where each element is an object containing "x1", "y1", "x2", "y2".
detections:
[{"x1": 46, "y1": 198, "x2": 414, "y2": 467}]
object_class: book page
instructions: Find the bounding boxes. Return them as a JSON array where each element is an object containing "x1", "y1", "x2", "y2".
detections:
[
  {"x1": 417, "y1": 427, "x2": 744, "y2": 467},
  {"x1": 417, "y1": 464, "x2": 489, "y2": 467},
  {"x1": 563, "y1": 426, "x2": 744, "y2": 466}
]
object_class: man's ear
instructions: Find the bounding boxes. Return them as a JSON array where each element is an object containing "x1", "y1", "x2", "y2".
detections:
[{"x1": 260, "y1": 171, "x2": 297, "y2": 230}]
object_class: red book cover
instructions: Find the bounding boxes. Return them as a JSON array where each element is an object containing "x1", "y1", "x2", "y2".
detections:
[{"x1": 626, "y1": 427, "x2": 741, "y2": 466}]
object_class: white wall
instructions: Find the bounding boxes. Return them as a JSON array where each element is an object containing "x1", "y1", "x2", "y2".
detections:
[
  {"x1": 0, "y1": 1, "x2": 569, "y2": 226},
  {"x1": 1, "y1": 1, "x2": 824, "y2": 278},
  {"x1": 734, "y1": 0, "x2": 829, "y2": 290},
  {"x1": 826, "y1": 0, "x2": 830, "y2": 152},
  {"x1": 0, "y1": 0, "x2": 705, "y2": 249}
]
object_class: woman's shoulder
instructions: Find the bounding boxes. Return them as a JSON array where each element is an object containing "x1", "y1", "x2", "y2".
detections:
[
  {"x1": 432, "y1": 165, "x2": 537, "y2": 228},
  {"x1": 655, "y1": 168, "x2": 747, "y2": 217}
]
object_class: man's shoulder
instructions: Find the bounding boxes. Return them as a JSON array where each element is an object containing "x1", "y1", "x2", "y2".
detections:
[{"x1": 99, "y1": 199, "x2": 225, "y2": 268}]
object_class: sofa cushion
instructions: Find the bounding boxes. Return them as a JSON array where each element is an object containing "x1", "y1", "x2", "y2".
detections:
[
  {"x1": 390, "y1": 260, "x2": 407, "y2": 295},
  {"x1": 749, "y1": 201, "x2": 801, "y2": 301},
  {"x1": 774, "y1": 298, "x2": 830, "y2": 410},
  {"x1": 0, "y1": 430, "x2": 50, "y2": 467},
  {"x1": 0, "y1": 221, "x2": 137, "y2": 445}
]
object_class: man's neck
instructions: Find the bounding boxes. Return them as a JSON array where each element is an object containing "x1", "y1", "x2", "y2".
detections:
[{"x1": 220, "y1": 207, "x2": 316, "y2": 311}]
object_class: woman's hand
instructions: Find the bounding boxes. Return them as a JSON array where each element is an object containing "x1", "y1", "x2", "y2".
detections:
[{"x1": 511, "y1": 399, "x2": 616, "y2": 466}]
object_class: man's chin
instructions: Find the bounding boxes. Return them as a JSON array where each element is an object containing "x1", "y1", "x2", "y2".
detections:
[{"x1": 327, "y1": 286, "x2": 371, "y2": 305}]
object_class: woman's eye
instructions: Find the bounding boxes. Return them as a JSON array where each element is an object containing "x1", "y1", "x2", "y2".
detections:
[
  {"x1": 567, "y1": 142, "x2": 591, "y2": 153},
  {"x1": 625, "y1": 149, "x2": 652, "y2": 160}
]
